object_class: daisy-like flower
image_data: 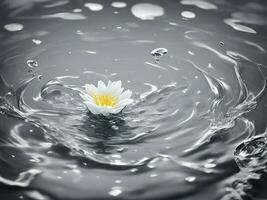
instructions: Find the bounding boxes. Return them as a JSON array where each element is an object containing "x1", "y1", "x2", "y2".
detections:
[{"x1": 80, "y1": 80, "x2": 133, "y2": 116}]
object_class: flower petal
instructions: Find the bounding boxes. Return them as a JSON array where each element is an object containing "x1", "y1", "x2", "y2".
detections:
[
  {"x1": 119, "y1": 90, "x2": 132, "y2": 100},
  {"x1": 114, "y1": 81, "x2": 122, "y2": 90},
  {"x1": 119, "y1": 98, "x2": 134, "y2": 106},
  {"x1": 83, "y1": 101, "x2": 100, "y2": 114},
  {"x1": 85, "y1": 84, "x2": 97, "y2": 95},
  {"x1": 98, "y1": 80, "x2": 106, "y2": 92},
  {"x1": 79, "y1": 92, "x2": 93, "y2": 101}
]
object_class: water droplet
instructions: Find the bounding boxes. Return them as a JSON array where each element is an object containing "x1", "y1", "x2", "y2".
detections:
[
  {"x1": 112, "y1": 125, "x2": 119, "y2": 130},
  {"x1": 181, "y1": 11, "x2": 196, "y2": 19},
  {"x1": 131, "y1": 3, "x2": 164, "y2": 20},
  {"x1": 151, "y1": 48, "x2": 168, "y2": 63},
  {"x1": 111, "y1": 154, "x2": 121, "y2": 158},
  {"x1": 27, "y1": 60, "x2": 38, "y2": 68},
  {"x1": 84, "y1": 3, "x2": 103, "y2": 11},
  {"x1": 188, "y1": 51, "x2": 195, "y2": 55},
  {"x1": 130, "y1": 168, "x2": 138, "y2": 172},
  {"x1": 38, "y1": 75, "x2": 43, "y2": 80},
  {"x1": 111, "y1": 2, "x2": 127, "y2": 8},
  {"x1": 4, "y1": 23, "x2": 24, "y2": 32},
  {"x1": 73, "y1": 8, "x2": 82, "y2": 13},
  {"x1": 85, "y1": 50, "x2": 97, "y2": 54},
  {"x1": 185, "y1": 176, "x2": 196, "y2": 182},
  {"x1": 204, "y1": 163, "x2": 216, "y2": 168},
  {"x1": 32, "y1": 39, "x2": 42, "y2": 45},
  {"x1": 150, "y1": 173, "x2": 158, "y2": 178},
  {"x1": 76, "y1": 30, "x2": 85, "y2": 35},
  {"x1": 109, "y1": 187, "x2": 122, "y2": 197},
  {"x1": 220, "y1": 41, "x2": 224, "y2": 46},
  {"x1": 116, "y1": 147, "x2": 125, "y2": 152}
]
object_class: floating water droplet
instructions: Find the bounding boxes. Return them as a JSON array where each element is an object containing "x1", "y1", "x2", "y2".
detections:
[
  {"x1": 131, "y1": 3, "x2": 164, "y2": 20},
  {"x1": 151, "y1": 48, "x2": 168, "y2": 63},
  {"x1": 181, "y1": 11, "x2": 196, "y2": 19},
  {"x1": 150, "y1": 173, "x2": 158, "y2": 178},
  {"x1": 185, "y1": 176, "x2": 196, "y2": 182},
  {"x1": 112, "y1": 125, "x2": 119, "y2": 130},
  {"x1": 116, "y1": 147, "x2": 125, "y2": 152},
  {"x1": 111, "y1": 2, "x2": 127, "y2": 8},
  {"x1": 76, "y1": 30, "x2": 85, "y2": 35},
  {"x1": 73, "y1": 8, "x2": 82, "y2": 13},
  {"x1": 204, "y1": 163, "x2": 216, "y2": 168},
  {"x1": 130, "y1": 168, "x2": 138, "y2": 172},
  {"x1": 4, "y1": 23, "x2": 24, "y2": 32},
  {"x1": 27, "y1": 60, "x2": 38, "y2": 68},
  {"x1": 32, "y1": 39, "x2": 42, "y2": 45},
  {"x1": 84, "y1": 3, "x2": 103, "y2": 11},
  {"x1": 109, "y1": 187, "x2": 122, "y2": 197},
  {"x1": 188, "y1": 51, "x2": 195, "y2": 55}
]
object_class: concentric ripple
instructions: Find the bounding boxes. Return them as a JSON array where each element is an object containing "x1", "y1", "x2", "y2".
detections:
[{"x1": 0, "y1": 0, "x2": 267, "y2": 199}]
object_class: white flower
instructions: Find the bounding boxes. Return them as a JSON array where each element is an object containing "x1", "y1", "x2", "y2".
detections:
[{"x1": 80, "y1": 80, "x2": 134, "y2": 116}]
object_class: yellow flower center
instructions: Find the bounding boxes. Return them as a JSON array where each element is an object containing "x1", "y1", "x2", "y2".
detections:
[{"x1": 93, "y1": 94, "x2": 118, "y2": 107}]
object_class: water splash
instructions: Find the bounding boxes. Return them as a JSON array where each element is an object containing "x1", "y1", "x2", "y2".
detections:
[
  {"x1": 150, "y1": 48, "x2": 168, "y2": 63},
  {"x1": 0, "y1": 169, "x2": 41, "y2": 187},
  {"x1": 27, "y1": 59, "x2": 38, "y2": 68}
]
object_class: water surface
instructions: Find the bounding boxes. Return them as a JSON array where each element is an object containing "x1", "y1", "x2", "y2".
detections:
[{"x1": 0, "y1": 0, "x2": 267, "y2": 199}]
